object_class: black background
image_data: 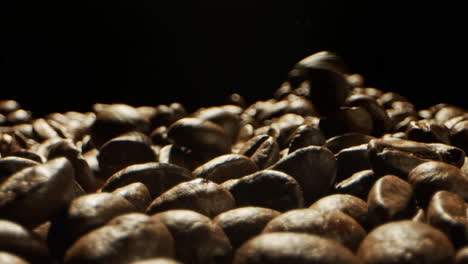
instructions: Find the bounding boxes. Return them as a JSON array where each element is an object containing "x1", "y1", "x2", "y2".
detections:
[{"x1": 1, "y1": 1, "x2": 466, "y2": 116}]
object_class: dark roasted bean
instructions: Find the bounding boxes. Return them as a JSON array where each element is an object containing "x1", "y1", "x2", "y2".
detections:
[
  {"x1": 335, "y1": 144, "x2": 371, "y2": 182},
  {"x1": 335, "y1": 170, "x2": 377, "y2": 200},
  {"x1": 409, "y1": 161, "x2": 468, "y2": 205},
  {"x1": 158, "y1": 144, "x2": 203, "y2": 171},
  {"x1": 234, "y1": 232, "x2": 361, "y2": 264},
  {"x1": 238, "y1": 135, "x2": 280, "y2": 169},
  {"x1": 286, "y1": 124, "x2": 325, "y2": 153},
  {"x1": 427, "y1": 190, "x2": 468, "y2": 248},
  {"x1": 345, "y1": 94, "x2": 392, "y2": 136},
  {"x1": 222, "y1": 170, "x2": 303, "y2": 211},
  {"x1": 324, "y1": 132, "x2": 375, "y2": 154},
  {"x1": 357, "y1": 220, "x2": 455, "y2": 264},
  {"x1": 367, "y1": 175, "x2": 415, "y2": 227},
  {"x1": 146, "y1": 178, "x2": 235, "y2": 218},
  {"x1": 112, "y1": 182, "x2": 152, "y2": 212},
  {"x1": 319, "y1": 106, "x2": 373, "y2": 137},
  {"x1": 192, "y1": 154, "x2": 258, "y2": 183},
  {"x1": 269, "y1": 146, "x2": 336, "y2": 204}
]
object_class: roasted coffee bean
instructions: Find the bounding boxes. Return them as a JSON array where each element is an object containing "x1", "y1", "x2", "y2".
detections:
[
  {"x1": 0, "y1": 157, "x2": 74, "y2": 228},
  {"x1": 286, "y1": 124, "x2": 325, "y2": 153},
  {"x1": 434, "y1": 105, "x2": 466, "y2": 123},
  {"x1": 192, "y1": 154, "x2": 258, "y2": 183},
  {"x1": 266, "y1": 113, "x2": 305, "y2": 149},
  {"x1": 427, "y1": 190, "x2": 468, "y2": 247},
  {"x1": 97, "y1": 132, "x2": 157, "y2": 179},
  {"x1": 158, "y1": 144, "x2": 203, "y2": 171},
  {"x1": 345, "y1": 94, "x2": 392, "y2": 136},
  {"x1": 409, "y1": 161, "x2": 468, "y2": 205},
  {"x1": 101, "y1": 162, "x2": 192, "y2": 198},
  {"x1": 386, "y1": 101, "x2": 417, "y2": 126},
  {"x1": 130, "y1": 258, "x2": 183, "y2": 264},
  {"x1": 263, "y1": 209, "x2": 366, "y2": 251},
  {"x1": 0, "y1": 100, "x2": 21, "y2": 114},
  {"x1": 150, "y1": 126, "x2": 171, "y2": 146},
  {"x1": 36, "y1": 138, "x2": 96, "y2": 192},
  {"x1": 237, "y1": 135, "x2": 280, "y2": 170},
  {"x1": 367, "y1": 175, "x2": 415, "y2": 227},
  {"x1": 0, "y1": 156, "x2": 39, "y2": 182},
  {"x1": 0, "y1": 252, "x2": 29, "y2": 264},
  {"x1": 445, "y1": 114, "x2": 468, "y2": 130},
  {"x1": 167, "y1": 118, "x2": 231, "y2": 162},
  {"x1": 6, "y1": 110, "x2": 32, "y2": 125},
  {"x1": 112, "y1": 182, "x2": 152, "y2": 212},
  {"x1": 324, "y1": 132, "x2": 375, "y2": 154},
  {"x1": 152, "y1": 210, "x2": 232, "y2": 264},
  {"x1": 376, "y1": 92, "x2": 409, "y2": 109},
  {"x1": 406, "y1": 119, "x2": 451, "y2": 144},
  {"x1": 7, "y1": 150, "x2": 44, "y2": 163},
  {"x1": 31, "y1": 118, "x2": 61, "y2": 142},
  {"x1": 455, "y1": 246, "x2": 468, "y2": 264},
  {"x1": 289, "y1": 51, "x2": 350, "y2": 78},
  {"x1": 335, "y1": 170, "x2": 377, "y2": 200},
  {"x1": 368, "y1": 138, "x2": 466, "y2": 178},
  {"x1": 319, "y1": 106, "x2": 373, "y2": 137},
  {"x1": 47, "y1": 192, "x2": 137, "y2": 258},
  {"x1": 64, "y1": 213, "x2": 175, "y2": 264},
  {"x1": 335, "y1": 144, "x2": 371, "y2": 182},
  {"x1": 357, "y1": 220, "x2": 455, "y2": 264},
  {"x1": 148, "y1": 104, "x2": 182, "y2": 131},
  {"x1": 412, "y1": 208, "x2": 426, "y2": 222},
  {"x1": 451, "y1": 120, "x2": 468, "y2": 154},
  {"x1": 91, "y1": 103, "x2": 150, "y2": 148},
  {"x1": 193, "y1": 106, "x2": 241, "y2": 144},
  {"x1": 146, "y1": 178, "x2": 235, "y2": 218},
  {"x1": 213, "y1": 207, "x2": 280, "y2": 249},
  {"x1": 234, "y1": 232, "x2": 361, "y2": 264},
  {"x1": 269, "y1": 146, "x2": 336, "y2": 204},
  {"x1": 309, "y1": 194, "x2": 369, "y2": 230},
  {"x1": 222, "y1": 170, "x2": 303, "y2": 211}
]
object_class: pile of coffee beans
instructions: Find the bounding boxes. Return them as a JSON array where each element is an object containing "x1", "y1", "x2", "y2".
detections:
[{"x1": 1, "y1": 51, "x2": 468, "y2": 264}]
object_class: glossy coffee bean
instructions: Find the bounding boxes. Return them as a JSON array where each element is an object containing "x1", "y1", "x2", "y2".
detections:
[
  {"x1": 192, "y1": 154, "x2": 258, "y2": 183},
  {"x1": 0, "y1": 156, "x2": 39, "y2": 183},
  {"x1": 222, "y1": 170, "x2": 303, "y2": 211},
  {"x1": 286, "y1": 124, "x2": 325, "y2": 153},
  {"x1": 451, "y1": 120, "x2": 468, "y2": 154},
  {"x1": 406, "y1": 119, "x2": 451, "y2": 144},
  {"x1": 213, "y1": 207, "x2": 280, "y2": 249},
  {"x1": 91, "y1": 103, "x2": 150, "y2": 148},
  {"x1": 0, "y1": 252, "x2": 29, "y2": 264},
  {"x1": 146, "y1": 178, "x2": 235, "y2": 218},
  {"x1": 368, "y1": 138, "x2": 465, "y2": 178},
  {"x1": 64, "y1": 213, "x2": 175, "y2": 264},
  {"x1": 152, "y1": 210, "x2": 232, "y2": 264},
  {"x1": 289, "y1": 51, "x2": 350, "y2": 77},
  {"x1": 319, "y1": 106, "x2": 373, "y2": 138},
  {"x1": 167, "y1": 118, "x2": 231, "y2": 162},
  {"x1": 335, "y1": 170, "x2": 377, "y2": 200},
  {"x1": 112, "y1": 182, "x2": 152, "y2": 212},
  {"x1": 309, "y1": 194, "x2": 369, "y2": 230},
  {"x1": 47, "y1": 192, "x2": 137, "y2": 258},
  {"x1": 263, "y1": 209, "x2": 366, "y2": 251},
  {"x1": 409, "y1": 161, "x2": 468, "y2": 205},
  {"x1": 345, "y1": 94, "x2": 392, "y2": 136},
  {"x1": 357, "y1": 220, "x2": 455, "y2": 264},
  {"x1": 335, "y1": 144, "x2": 371, "y2": 182},
  {"x1": 270, "y1": 146, "x2": 336, "y2": 204},
  {"x1": 434, "y1": 105, "x2": 466, "y2": 123},
  {"x1": 234, "y1": 232, "x2": 361, "y2": 264},
  {"x1": 427, "y1": 190, "x2": 468, "y2": 247},
  {"x1": 158, "y1": 144, "x2": 203, "y2": 171},
  {"x1": 97, "y1": 132, "x2": 157, "y2": 179},
  {"x1": 455, "y1": 247, "x2": 468, "y2": 264},
  {"x1": 237, "y1": 135, "x2": 279, "y2": 170},
  {"x1": 0, "y1": 157, "x2": 75, "y2": 228},
  {"x1": 367, "y1": 175, "x2": 414, "y2": 227},
  {"x1": 193, "y1": 106, "x2": 241, "y2": 144},
  {"x1": 324, "y1": 132, "x2": 375, "y2": 154},
  {"x1": 32, "y1": 118, "x2": 60, "y2": 142},
  {"x1": 0, "y1": 220, "x2": 49, "y2": 264},
  {"x1": 7, "y1": 149, "x2": 44, "y2": 163},
  {"x1": 101, "y1": 162, "x2": 192, "y2": 199},
  {"x1": 0, "y1": 100, "x2": 21, "y2": 114},
  {"x1": 377, "y1": 92, "x2": 409, "y2": 109}
]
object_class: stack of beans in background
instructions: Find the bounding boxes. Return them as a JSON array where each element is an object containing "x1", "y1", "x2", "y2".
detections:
[{"x1": 1, "y1": 51, "x2": 468, "y2": 264}]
